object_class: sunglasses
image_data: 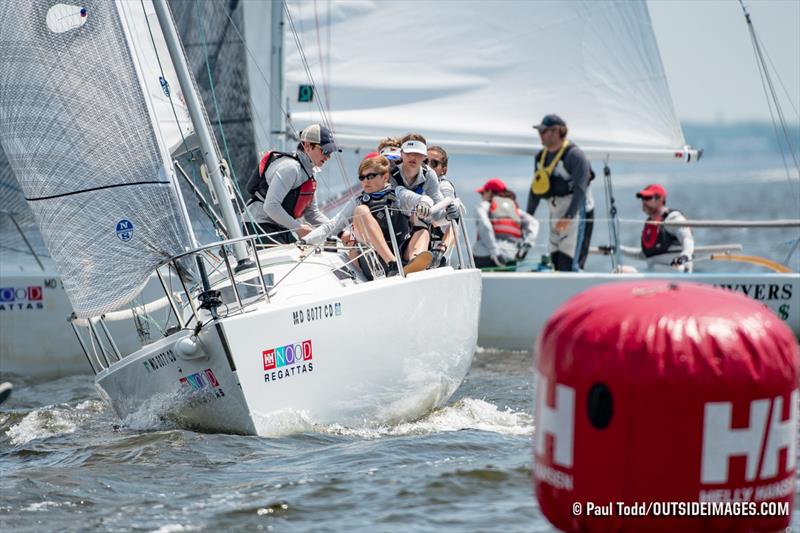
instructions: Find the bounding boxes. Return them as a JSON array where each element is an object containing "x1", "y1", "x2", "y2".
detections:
[
  {"x1": 426, "y1": 159, "x2": 444, "y2": 168},
  {"x1": 639, "y1": 195, "x2": 659, "y2": 201},
  {"x1": 358, "y1": 172, "x2": 382, "y2": 181},
  {"x1": 312, "y1": 144, "x2": 335, "y2": 156}
]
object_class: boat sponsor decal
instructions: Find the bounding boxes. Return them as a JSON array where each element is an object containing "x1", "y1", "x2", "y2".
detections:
[
  {"x1": 291, "y1": 302, "x2": 342, "y2": 325},
  {"x1": 713, "y1": 283, "x2": 793, "y2": 322},
  {"x1": 143, "y1": 349, "x2": 177, "y2": 373},
  {"x1": 0, "y1": 286, "x2": 44, "y2": 311},
  {"x1": 178, "y1": 368, "x2": 225, "y2": 406},
  {"x1": 116, "y1": 219, "x2": 134, "y2": 242},
  {"x1": 262, "y1": 339, "x2": 314, "y2": 383}
]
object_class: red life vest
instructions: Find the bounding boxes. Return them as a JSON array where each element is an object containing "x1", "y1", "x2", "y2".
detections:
[
  {"x1": 489, "y1": 196, "x2": 523, "y2": 241},
  {"x1": 246, "y1": 151, "x2": 316, "y2": 218},
  {"x1": 641, "y1": 209, "x2": 681, "y2": 258}
]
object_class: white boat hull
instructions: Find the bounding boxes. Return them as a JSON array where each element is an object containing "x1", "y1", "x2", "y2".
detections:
[
  {"x1": 0, "y1": 264, "x2": 173, "y2": 380},
  {"x1": 96, "y1": 264, "x2": 482, "y2": 435},
  {"x1": 479, "y1": 272, "x2": 800, "y2": 351}
]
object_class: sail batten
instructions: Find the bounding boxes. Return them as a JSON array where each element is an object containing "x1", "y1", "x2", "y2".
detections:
[
  {"x1": 284, "y1": 0, "x2": 689, "y2": 160},
  {"x1": 0, "y1": 1, "x2": 192, "y2": 318}
]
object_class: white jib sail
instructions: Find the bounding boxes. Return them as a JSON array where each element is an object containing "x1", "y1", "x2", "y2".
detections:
[
  {"x1": 0, "y1": 2, "x2": 193, "y2": 318},
  {"x1": 283, "y1": 0, "x2": 689, "y2": 161}
]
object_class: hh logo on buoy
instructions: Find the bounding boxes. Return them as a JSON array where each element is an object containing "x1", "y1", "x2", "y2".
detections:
[
  {"x1": 534, "y1": 373, "x2": 575, "y2": 468},
  {"x1": 116, "y1": 219, "x2": 134, "y2": 242},
  {"x1": 701, "y1": 390, "x2": 798, "y2": 484}
]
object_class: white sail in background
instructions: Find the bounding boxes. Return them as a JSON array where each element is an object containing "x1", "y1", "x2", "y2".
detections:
[
  {"x1": 0, "y1": 1, "x2": 192, "y2": 318},
  {"x1": 284, "y1": 0, "x2": 689, "y2": 160}
]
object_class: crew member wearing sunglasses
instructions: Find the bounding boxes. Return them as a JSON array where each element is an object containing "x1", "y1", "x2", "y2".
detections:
[
  {"x1": 243, "y1": 124, "x2": 341, "y2": 245},
  {"x1": 302, "y1": 155, "x2": 434, "y2": 277},
  {"x1": 600, "y1": 183, "x2": 694, "y2": 272},
  {"x1": 426, "y1": 145, "x2": 461, "y2": 267}
]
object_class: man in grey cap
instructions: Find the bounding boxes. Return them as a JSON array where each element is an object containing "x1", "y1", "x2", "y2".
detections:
[
  {"x1": 526, "y1": 114, "x2": 594, "y2": 271},
  {"x1": 243, "y1": 123, "x2": 341, "y2": 244}
]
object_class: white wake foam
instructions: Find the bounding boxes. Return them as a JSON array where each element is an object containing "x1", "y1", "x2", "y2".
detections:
[
  {"x1": 322, "y1": 398, "x2": 533, "y2": 438},
  {"x1": 6, "y1": 400, "x2": 104, "y2": 446}
]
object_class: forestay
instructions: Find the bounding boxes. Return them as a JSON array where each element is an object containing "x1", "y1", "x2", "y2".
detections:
[
  {"x1": 284, "y1": 0, "x2": 688, "y2": 160},
  {"x1": 0, "y1": 1, "x2": 193, "y2": 318}
]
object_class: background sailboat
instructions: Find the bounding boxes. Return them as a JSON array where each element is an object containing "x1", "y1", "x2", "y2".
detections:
[{"x1": 257, "y1": 0, "x2": 798, "y2": 348}]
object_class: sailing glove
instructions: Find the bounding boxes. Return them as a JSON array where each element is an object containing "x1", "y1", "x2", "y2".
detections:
[
  {"x1": 671, "y1": 254, "x2": 690, "y2": 267},
  {"x1": 415, "y1": 198, "x2": 433, "y2": 219},
  {"x1": 445, "y1": 203, "x2": 460, "y2": 221}
]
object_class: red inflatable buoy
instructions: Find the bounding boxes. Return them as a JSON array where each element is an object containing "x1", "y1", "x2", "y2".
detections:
[{"x1": 533, "y1": 281, "x2": 798, "y2": 533}]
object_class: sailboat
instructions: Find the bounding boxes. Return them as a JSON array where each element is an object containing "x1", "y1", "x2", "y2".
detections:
[
  {"x1": 0, "y1": 0, "x2": 260, "y2": 380},
  {"x1": 273, "y1": 0, "x2": 799, "y2": 349},
  {"x1": 0, "y1": 0, "x2": 480, "y2": 434}
]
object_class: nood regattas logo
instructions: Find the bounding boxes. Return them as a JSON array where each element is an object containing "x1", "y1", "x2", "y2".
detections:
[
  {"x1": 262, "y1": 339, "x2": 314, "y2": 383},
  {"x1": 0, "y1": 286, "x2": 44, "y2": 311}
]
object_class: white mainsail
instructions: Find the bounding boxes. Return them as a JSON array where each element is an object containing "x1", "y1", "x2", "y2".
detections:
[
  {"x1": 283, "y1": 0, "x2": 689, "y2": 161},
  {"x1": 0, "y1": 2, "x2": 193, "y2": 318}
]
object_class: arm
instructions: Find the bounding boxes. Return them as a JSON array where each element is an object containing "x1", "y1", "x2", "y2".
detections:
[
  {"x1": 301, "y1": 194, "x2": 331, "y2": 226},
  {"x1": 618, "y1": 244, "x2": 646, "y2": 260},
  {"x1": 475, "y1": 201, "x2": 500, "y2": 257},
  {"x1": 263, "y1": 162, "x2": 302, "y2": 231},
  {"x1": 520, "y1": 210, "x2": 540, "y2": 246},
  {"x1": 526, "y1": 189, "x2": 541, "y2": 216},
  {"x1": 303, "y1": 200, "x2": 355, "y2": 245},
  {"x1": 563, "y1": 147, "x2": 590, "y2": 219},
  {"x1": 423, "y1": 169, "x2": 444, "y2": 204},
  {"x1": 665, "y1": 211, "x2": 695, "y2": 257},
  {"x1": 438, "y1": 179, "x2": 456, "y2": 199}
]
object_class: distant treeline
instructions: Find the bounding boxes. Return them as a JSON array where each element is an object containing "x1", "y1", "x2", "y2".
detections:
[{"x1": 683, "y1": 122, "x2": 800, "y2": 157}]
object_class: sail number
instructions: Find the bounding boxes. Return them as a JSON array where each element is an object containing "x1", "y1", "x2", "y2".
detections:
[{"x1": 292, "y1": 302, "x2": 342, "y2": 325}]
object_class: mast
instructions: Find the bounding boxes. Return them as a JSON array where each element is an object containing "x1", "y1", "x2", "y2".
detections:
[
  {"x1": 152, "y1": 0, "x2": 249, "y2": 263},
  {"x1": 270, "y1": 0, "x2": 286, "y2": 151}
]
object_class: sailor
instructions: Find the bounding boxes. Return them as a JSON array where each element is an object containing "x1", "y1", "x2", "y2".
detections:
[
  {"x1": 526, "y1": 114, "x2": 592, "y2": 272},
  {"x1": 377, "y1": 136, "x2": 402, "y2": 163},
  {"x1": 302, "y1": 155, "x2": 433, "y2": 277},
  {"x1": 473, "y1": 178, "x2": 539, "y2": 269},
  {"x1": 243, "y1": 124, "x2": 340, "y2": 245},
  {"x1": 426, "y1": 145, "x2": 461, "y2": 266},
  {"x1": 390, "y1": 133, "x2": 444, "y2": 208},
  {"x1": 608, "y1": 184, "x2": 695, "y2": 272}
]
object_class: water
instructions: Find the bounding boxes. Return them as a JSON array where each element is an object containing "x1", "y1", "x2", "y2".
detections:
[
  {"x1": 2, "y1": 129, "x2": 799, "y2": 531},
  {"x1": 0, "y1": 350, "x2": 545, "y2": 532}
]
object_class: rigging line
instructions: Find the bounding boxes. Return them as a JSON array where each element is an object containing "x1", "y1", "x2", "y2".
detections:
[
  {"x1": 739, "y1": 0, "x2": 800, "y2": 202},
  {"x1": 139, "y1": 0, "x2": 192, "y2": 161},
  {"x1": 755, "y1": 32, "x2": 800, "y2": 122},
  {"x1": 279, "y1": 3, "x2": 340, "y2": 202},
  {"x1": 193, "y1": 0, "x2": 238, "y2": 184},
  {"x1": 192, "y1": 0, "x2": 256, "y2": 226},
  {"x1": 283, "y1": 2, "x2": 351, "y2": 193},
  {"x1": 215, "y1": 1, "x2": 287, "y2": 144}
]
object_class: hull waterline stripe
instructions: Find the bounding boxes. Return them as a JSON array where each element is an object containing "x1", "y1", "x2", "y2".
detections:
[{"x1": 25, "y1": 180, "x2": 172, "y2": 202}]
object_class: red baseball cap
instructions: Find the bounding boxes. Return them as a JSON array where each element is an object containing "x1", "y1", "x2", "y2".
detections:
[
  {"x1": 363, "y1": 151, "x2": 379, "y2": 160},
  {"x1": 476, "y1": 178, "x2": 508, "y2": 194},
  {"x1": 636, "y1": 183, "x2": 667, "y2": 199}
]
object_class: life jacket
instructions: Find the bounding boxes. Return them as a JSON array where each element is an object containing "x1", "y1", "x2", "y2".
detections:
[
  {"x1": 641, "y1": 209, "x2": 683, "y2": 258},
  {"x1": 531, "y1": 142, "x2": 595, "y2": 198},
  {"x1": 390, "y1": 164, "x2": 430, "y2": 195},
  {"x1": 488, "y1": 196, "x2": 523, "y2": 242},
  {"x1": 359, "y1": 188, "x2": 412, "y2": 249},
  {"x1": 246, "y1": 151, "x2": 316, "y2": 218}
]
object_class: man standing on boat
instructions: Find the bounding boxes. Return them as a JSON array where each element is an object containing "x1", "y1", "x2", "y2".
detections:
[
  {"x1": 526, "y1": 114, "x2": 591, "y2": 272},
  {"x1": 614, "y1": 184, "x2": 695, "y2": 272},
  {"x1": 243, "y1": 124, "x2": 340, "y2": 245}
]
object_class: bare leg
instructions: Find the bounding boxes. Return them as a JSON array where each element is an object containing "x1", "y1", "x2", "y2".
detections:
[
  {"x1": 404, "y1": 228, "x2": 431, "y2": 262},
  {"x1": 352, "y1": 205, "x2": 396, "y2": 264}
]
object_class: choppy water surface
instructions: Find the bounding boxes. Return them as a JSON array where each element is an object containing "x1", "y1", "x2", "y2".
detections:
[{"x1": 0, "y1": 349, "x2": 553, "y2": 532}]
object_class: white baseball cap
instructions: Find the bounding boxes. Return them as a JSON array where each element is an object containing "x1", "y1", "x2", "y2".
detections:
[{"x1": 401, "y1": 140, "x2": 427, "y2": 155}]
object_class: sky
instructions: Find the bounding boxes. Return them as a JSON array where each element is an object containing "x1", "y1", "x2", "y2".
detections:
[{"x1": 648, "y1": 0, "x2": 800, "y2": 123}]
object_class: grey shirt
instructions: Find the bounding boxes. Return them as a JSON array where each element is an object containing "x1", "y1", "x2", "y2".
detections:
[
  {"x1": 394, "y1": 164, "x2": 444, "y2": 204},
  {"x1": 243, "y1": 150, "x2": 329, "y2": 230}
]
